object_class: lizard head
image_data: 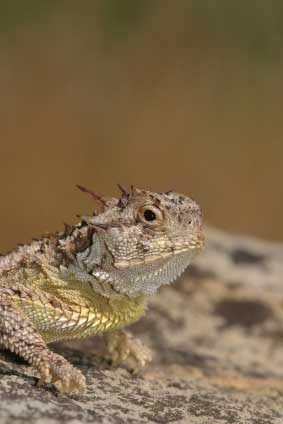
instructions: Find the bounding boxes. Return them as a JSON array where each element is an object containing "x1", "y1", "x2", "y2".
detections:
[{"x1": 61, "y1": 185, "x2": 204, "y2": 297}]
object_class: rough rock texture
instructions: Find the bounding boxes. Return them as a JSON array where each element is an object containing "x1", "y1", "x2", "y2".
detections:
[{"x1": 1, "y1": 227, "x2": 283, "y2": 424}]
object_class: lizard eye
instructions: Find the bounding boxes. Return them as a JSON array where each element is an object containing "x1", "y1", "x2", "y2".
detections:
[
  {"x1": 138, "y1": 205, "x2": 163, "y2": 225},
  {"x1": 144, "y1": 209, "x2": 156, "y2": 221}
]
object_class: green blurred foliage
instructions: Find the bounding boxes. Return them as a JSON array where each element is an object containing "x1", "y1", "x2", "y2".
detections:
[
  {"x1": 100, "y1": 0, "x2": 149, "y2": 38},
  {"x1": 0, "y1": 0, "x2": 51, "y2": 31}
]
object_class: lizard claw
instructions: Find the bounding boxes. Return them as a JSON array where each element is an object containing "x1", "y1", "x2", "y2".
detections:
[
  {"x1": 102, "y1": 331, "x2": 152, "y2": 372},
  {"x1": 39, "y1": 357, "x2": 86, "y2": 395},
  {"x1": 127, "y1": 336, "x2": 153, "y2": 371},
  {"x1": 52, "y1": 364, "x2": 86, "y2": 395}
]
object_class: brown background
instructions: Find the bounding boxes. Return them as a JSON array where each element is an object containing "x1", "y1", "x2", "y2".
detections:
[{"x1": 0, "y1": 0, "x2": 283, "y2": 252}]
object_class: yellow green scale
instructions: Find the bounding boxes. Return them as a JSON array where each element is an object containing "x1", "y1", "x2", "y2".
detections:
[{"x1": 11, "y1": 265, "x2": 146, "y2": 343}]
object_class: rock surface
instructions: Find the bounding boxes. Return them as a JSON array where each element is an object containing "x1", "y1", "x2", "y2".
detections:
[{"x1": 1, "y1": 227, "x2": 283, "y2": 424}]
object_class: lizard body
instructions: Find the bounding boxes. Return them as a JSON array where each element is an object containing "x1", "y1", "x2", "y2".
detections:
[{"x1": 0, "y1": 185, "x2": 203, "y2": 394}]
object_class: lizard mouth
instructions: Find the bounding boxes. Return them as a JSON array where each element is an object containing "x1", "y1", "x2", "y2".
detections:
[
  {"x1": 113, "y1": 235, "x2": 204, "y2": 271},
  {"x1": 113, "y1": 247, "x2": 201, "y2": 270}
]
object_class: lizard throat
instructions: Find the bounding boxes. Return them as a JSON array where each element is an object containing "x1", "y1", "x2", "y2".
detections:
[
  {"x1": 99, "y1": 250, "x2": 196, "y2": 297},
  {"x1": 58, "y1": 249, "x2": 195, "y2": 298}
]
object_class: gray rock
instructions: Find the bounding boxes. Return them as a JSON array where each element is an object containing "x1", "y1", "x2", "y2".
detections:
[{"x1": 1, "y1": 227, "x2": 283, "y2": 424}]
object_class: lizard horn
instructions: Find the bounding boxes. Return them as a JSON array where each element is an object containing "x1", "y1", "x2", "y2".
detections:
[
  {"x1": 117, "y1": 183, "x2": 128, "y2": 196},
  {"x1": 130, "y1": 185, "x2": 144, "y2": 196},
  {"x1": 76, "y1": 185, "x2": 110, "y2": 207}
]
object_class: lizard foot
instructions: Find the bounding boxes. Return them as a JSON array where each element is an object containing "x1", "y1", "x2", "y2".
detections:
[
  {"x1": 39, "y1": 354, "x2": 86, "y2": 395},
  {"x1": 0, "y1": 296, "x2": 86, "y2": 396},
  {"x1": 101, "y1": 331, "x2": 152, "y2": 372}
]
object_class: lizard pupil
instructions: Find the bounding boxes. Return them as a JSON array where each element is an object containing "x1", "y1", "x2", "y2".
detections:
[{"x1": 144, "y1": 209, "x2": 156, "y2": 221}]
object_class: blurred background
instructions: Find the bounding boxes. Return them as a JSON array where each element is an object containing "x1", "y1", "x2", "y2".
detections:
[{"x1": 0, "y1": 0, "x2": 283, "y2": 252}]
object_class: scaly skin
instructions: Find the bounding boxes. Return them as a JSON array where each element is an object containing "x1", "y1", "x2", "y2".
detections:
[{"x1": 0, "y1": 185, "x2": 203, "y2": 395}]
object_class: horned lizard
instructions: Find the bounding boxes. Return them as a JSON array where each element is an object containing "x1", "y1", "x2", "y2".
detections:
[{"x1": 0, "y1": 185, "x2": 203, "y2": 395}]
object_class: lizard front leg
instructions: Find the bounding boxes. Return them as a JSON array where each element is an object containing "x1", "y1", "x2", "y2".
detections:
[
  {"x1": 0, "y1": 293, "x2": 86, "y2": 395},
  {"x1": 101, "y1": 330, "x2": 152, "y2": 371}
]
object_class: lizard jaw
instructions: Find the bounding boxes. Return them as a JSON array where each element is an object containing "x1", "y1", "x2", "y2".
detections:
[
  {"x1": 113, "y1": 245, "x2": 202, "y2": 270},
  {"x1": 104, "y1": 249, "x2": 199, "y2": 297}
]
